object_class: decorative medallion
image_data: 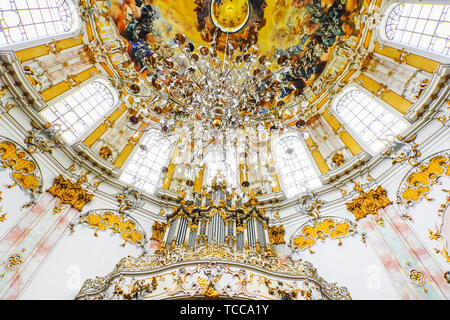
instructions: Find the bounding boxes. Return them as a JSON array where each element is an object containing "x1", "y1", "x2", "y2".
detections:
[
  {"x1": 5, "y1": 253, "x2": 23, "y2": 271},
  {"x1": 409, "y1": 269, "x2": 425, "y2": 286},
  {"x1": 211, "y1": 0, "x2": 250, "y2": 33}
]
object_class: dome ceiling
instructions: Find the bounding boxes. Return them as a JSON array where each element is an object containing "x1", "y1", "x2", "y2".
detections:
[{"x1": 109, "y1": 0, "x2": 363, "y2": 129}]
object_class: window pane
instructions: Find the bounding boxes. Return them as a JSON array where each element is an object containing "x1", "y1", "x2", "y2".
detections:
[
  {"x1": 273, "y1": 135, "x2": 322, "y2": 198},
  {"x1": 40, "y1": 81, "x2": 115, "y2": 144},
  {"x1": 120, "y1": 130, "x2": 172, "y2": 195},
  {"x1": 0, "y1": 0, "x2": 73, "y2": 47},
  {"x1": 335, "y1": 88, "x2": 407, "y2": 153},
  {"x1": 385, "y1": 3, "x2": 449, "y2": 57}
]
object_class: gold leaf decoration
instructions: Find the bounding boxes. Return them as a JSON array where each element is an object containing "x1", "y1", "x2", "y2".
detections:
[
  {"x1": 400, "y1": 156, "x2": 450, "y2": 205},
  {"x1": 409, "y1": 269, "x2": 425, "y2": 286},
  {"x1": 0, "y1": 140, "x2": 41, "y2": 194},
  {"x1": 268, "y1": 225, "x2": 285, "y2": 245},
  {"x1": 331, "y1": 152, "x2": 344, "y2": 166},
  {"x1": 345, "y1": 185, "x2": 392, "y2": 220},
  {"x1": 150, "y1": 221, "x2": 167, "y2": 242},
  {"x1": 292, "y1": 218, "x2": 357, "y2": 251},
  {"x1": 47, "y1": 174, "x2": 93, "y2": 211},
  {"x1": 80, "y1": 211, "x2": 145, "y2": 246},
  {"x1": 5, "y1": 253, "x2": 23, "y2": 270}
]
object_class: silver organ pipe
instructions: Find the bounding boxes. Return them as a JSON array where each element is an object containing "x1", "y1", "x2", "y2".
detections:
[
  {"x1": 218, "y1": 215, "x2": 225, "y2": 243},
  {"x1": 236, "y1": 231, "x2": 244, "y2": 250},
  {"x1": 208, "y1": 213, "x2": 226, "y2": 243},
  {"x1": 188, "y1": 228, "x2": 197, "y2": 249},
  {"x1": 176, "y1": 217, "x2": 188, "y2": 246},
  {"x1": 165, "y1": 219, "x2": 178, "y2": 248},
  {"x1": 198, "y1": 218, "x2": 207, "y2": 245},
  {"x1": 247, "y1": 218, "x2": 256, "y2": 249},
  {"x1": 226, "y1": 219, "x2": 234, "y2": 247},
  {"x1": 257, "y1": 219, "x2": 266, "y2": 248}
]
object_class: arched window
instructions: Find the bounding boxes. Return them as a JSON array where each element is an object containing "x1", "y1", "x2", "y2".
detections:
[
  {"x1": 384, "y1": 3, "x2": 449, "y2": 57},
  {"x1": 0, "y1": 0, "x2": 74, "y2": 48},
  {"x1": 120, "y1": 130, "x2": 172, "y2": 194},
  {"x1": 40, "y1": 80, "x2": 115, "y2": 144},
  {"x1": 334, "y1": 88, "x2": 408, "y2": 153},
  {"x1": 273, "y1": 135, "x2": 322, "y2": 198}
]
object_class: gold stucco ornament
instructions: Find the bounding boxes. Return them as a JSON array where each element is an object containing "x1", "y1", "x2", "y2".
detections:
[
  {"x1": 399, "y1": 155, "x2": 449, "y2": 205},
  {"x1": 268, "y1": 225, "x2": 285, "y2": 245},
  {"x1": 150, "y1": 221, "x2": 167, "y2": 242},
  {"x1": 0, "y1": 138, "x2": 42, "y2": 195},
  {"x1": 345, "y1": 182, "x2": 391, "y2": 221},
  {"x1": 47, "y1": 174, "x2": 93, "y2": 211},
  {"x1": 292, "y1": 217, "x2": 357, "y2": 252},
  {"x1": 77, "y1": 210, "x2": 147, "y2": 248},
  {"x1": 331, "y1": 152, "x2": 345, "y2": 166},
  {"x1": 99, "y1": 145, "x2": 113, "y2": 159}
]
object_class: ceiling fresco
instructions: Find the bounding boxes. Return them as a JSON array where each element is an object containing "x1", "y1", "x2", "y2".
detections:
[{"x1": 110, "y1": 0, "x2": 362, "y2": 94}]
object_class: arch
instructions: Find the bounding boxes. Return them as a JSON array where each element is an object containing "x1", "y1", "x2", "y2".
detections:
[
  {"x1": 40, "y1": 79, "x2": 117, "y2": 144},
  {"x1": 380, "y1": 2, "x2": 450, "y2": 60},
  {"x1": 332, "y1": 87, "x2": 408, "y2": 154},
  {"x1": 0, "y1": 0, "x2": 80, "y2": 50},
  {"x1": 272, "y1": 133, "x2": 322, "y2": 198},
  {"x1": 120, "y1": 129, "x2": 173, "y2": 195}
]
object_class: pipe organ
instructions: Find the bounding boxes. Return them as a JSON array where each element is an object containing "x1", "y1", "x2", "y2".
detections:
[{"x1": 160, "y1": 182, "x2": 272, "y2": 254}]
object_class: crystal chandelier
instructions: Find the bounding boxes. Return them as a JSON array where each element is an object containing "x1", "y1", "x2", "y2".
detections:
[
  {"x1": 127, "y1": 28, "x2": 309, "y2": 195},
  {"x1": 133, "y1": 29, "x2": 309, "y2": 132}
]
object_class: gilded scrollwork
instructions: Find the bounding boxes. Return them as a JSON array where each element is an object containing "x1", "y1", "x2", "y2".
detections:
[
  {"x1": 0, "y1": 191, "x2": 5, "y2": 222},
  {"x1": 299, "y1": 193, "x2": 323, "y2": 219},
  {"x1": 116, "y1": 187, "x2": 144, "y2": 214},
  {"x1": 268, "y1": 225, "x2": 285, "y2": 245},
  {"x1": 0, "y1": 137, "x2": 43, "y2": 196},
  {"x1": 382, "y1": 134, "x2": 421, "y2": 167},
  {"x1": 47, "y1": 174, "x2": 93, "y2": 211},
  {"x1": 396, "y1": 152, "x2": 450, "y2": 264},
  {"x1": 24, "y1": 122, "x2": 63, "y2": 154},
  {"x1": 428, "y1": 189, "x2": 450, "y2": 263},
  {"x1": 290, "y1": 217, "x2": 357, "y2": 253},
  {"x1": 74, "y1": 209, "x2": 147, "y2": 250},
  {"x1": 345, "y1": 183, "x2": 391, "y2": 221},
  {"x1": 396, "y1": 152, "x2": 450, "y2": 208},
  {"x1": 150, "y1": 221, "x2": 167, "y2": 242}
]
